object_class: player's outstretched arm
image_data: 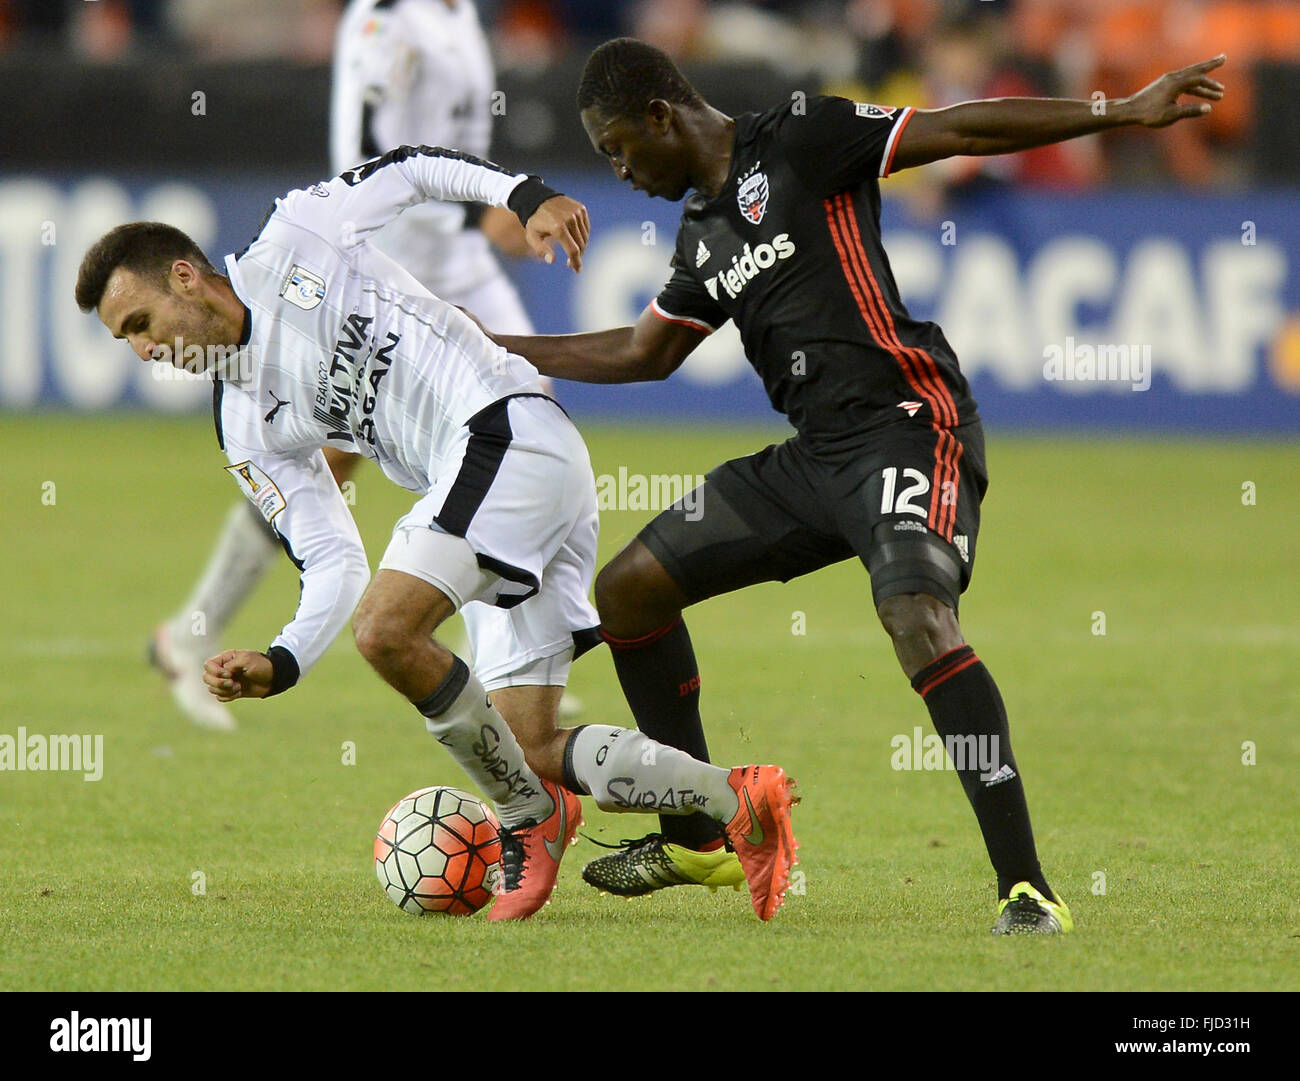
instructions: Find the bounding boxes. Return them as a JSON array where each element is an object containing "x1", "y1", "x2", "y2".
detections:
[
  {"x1": 494, "y1": 304, "x2": 705, "y2": 384},
  {"x1": 891, "y1": 54, "x2": 1226, "y2": 172}
]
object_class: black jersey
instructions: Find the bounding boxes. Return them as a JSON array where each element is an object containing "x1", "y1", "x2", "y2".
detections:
[{"x1": 653, "y1": 96, "x2": 978, "y2": 444}]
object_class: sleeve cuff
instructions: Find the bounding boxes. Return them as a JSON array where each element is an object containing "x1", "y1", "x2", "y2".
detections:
[
  {"x1": 264, "y1": 645, "x2": 301, "y2": 697},
  {"x1": 507, "y1": 175, "x2": 562, "y2": 226}
]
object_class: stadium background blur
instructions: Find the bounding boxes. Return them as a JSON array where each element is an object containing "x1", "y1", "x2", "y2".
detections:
[{"x1": 3, "y1": 0, "x2": 1299, "y2": 430}]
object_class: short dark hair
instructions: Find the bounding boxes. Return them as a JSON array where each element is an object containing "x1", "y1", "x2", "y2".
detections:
[
  {"x1": 75, "y1": 222, "x2": 217, "y2": 312},
  {"x1": 577, "y1": 37, "x2": 704, "y2": 122}
]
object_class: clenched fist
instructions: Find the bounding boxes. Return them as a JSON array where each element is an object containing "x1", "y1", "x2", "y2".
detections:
[{"x1": 203, "y1": 650, "x2": 274, "y2": 702}]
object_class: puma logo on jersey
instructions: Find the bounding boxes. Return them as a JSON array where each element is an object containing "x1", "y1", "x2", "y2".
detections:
[
  {"x1": 695, "y1": 239, "x2": 711, "y2": 267},
  {"x1": 264, "y1": 391, "x2": 290, "y2": 425},
  {"x1": 703, "y1": 234, "x2": 796, "y2": 301}
]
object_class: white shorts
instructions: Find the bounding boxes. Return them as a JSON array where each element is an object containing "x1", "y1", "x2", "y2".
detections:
[{"x1": 377, "y1": 394, "x2": 600, "y2": 689}]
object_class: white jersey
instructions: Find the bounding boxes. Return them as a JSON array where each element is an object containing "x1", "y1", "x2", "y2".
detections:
[
  {"x1": 215, "y1": 147, "x2": 548, "y2": 681},
  {"x1": 331, "y1": 0, "x2": 501, "y2": 294}
]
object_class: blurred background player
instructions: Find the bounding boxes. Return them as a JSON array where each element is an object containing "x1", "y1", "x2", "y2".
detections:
[{"x1": 148, "y1": 0, "x2": 562, "y2": 730}]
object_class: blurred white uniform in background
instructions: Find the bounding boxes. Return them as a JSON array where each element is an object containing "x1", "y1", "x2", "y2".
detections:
[
  {"x1": 152, "y1": 0, "x2": 550, "y2": 730},
  {"x1": 331, "y1": 0, "x2": 535, "y2": 337}
]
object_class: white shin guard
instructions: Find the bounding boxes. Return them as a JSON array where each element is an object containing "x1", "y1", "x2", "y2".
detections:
[
  {"x1": 417, "y1": 659, "x2": 553, "y2": 829},
  {"x1": 567, "y1": 725, "x2": 737, "y2": 823}
]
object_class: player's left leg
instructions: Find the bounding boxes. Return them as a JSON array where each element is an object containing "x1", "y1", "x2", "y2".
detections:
[
  {"x1": 588, "y1": 442, "x2": 853, "y2": 889},
  {"x1": 851, "y1": 419, "x2": 1071, "y2": 935},
  {"x1": 458, "y1": 407, "x2": 799, "y2": 920},
  {"x1": 352, "y1": 566, "x2": 558, "y2": 833},
  {"x1": 441, "y1": 268, "x2": 580, "y2": 716}
]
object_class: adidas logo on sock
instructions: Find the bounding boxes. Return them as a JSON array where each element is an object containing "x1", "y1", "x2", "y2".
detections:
[{"x1": 981, "y1": 763, "x2": 1017, "y2": 786}]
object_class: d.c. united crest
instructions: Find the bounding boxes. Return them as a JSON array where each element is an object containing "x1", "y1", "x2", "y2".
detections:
[{"x1": 737, "y1": 164, "x2": 769, "y2": 225}]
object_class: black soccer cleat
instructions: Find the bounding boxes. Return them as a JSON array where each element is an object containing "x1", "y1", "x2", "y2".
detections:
[{"x1": 581, "y1": 833, "x2": 744, "y2": 896}]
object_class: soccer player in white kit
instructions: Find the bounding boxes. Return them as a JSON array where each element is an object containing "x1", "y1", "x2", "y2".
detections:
[
  {"x1": 149, "y1": 0, "x2": 546, "y2": 731},
  {"x1": 76, "y1": 148, "x2": 800, "y2": 921}
]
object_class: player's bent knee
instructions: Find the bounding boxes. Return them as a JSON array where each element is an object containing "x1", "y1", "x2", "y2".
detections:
[
  {"x1": 595, "y1": 541, "x2": 683, "y2": 632},
  {"x1": 352, "y1": 607, "x2": 414, "y2": 670}
]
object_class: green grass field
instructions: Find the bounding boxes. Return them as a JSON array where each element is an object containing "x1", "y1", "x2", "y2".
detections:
[{"x1": 2, "y1": 415, "x2": 1297, "y2": 992}]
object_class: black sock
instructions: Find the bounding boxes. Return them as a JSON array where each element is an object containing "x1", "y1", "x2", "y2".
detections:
[
  {"x1": 602, "y1": 617, "x2": 724, "y2": 850},
  {"x1": 911, "y1": 645, "x2": 1054, "y2": 901}
]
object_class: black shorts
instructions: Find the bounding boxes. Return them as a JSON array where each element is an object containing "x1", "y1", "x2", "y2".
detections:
[{"x1": 639, "y1": 419, "x2": 989, "y2": 613}]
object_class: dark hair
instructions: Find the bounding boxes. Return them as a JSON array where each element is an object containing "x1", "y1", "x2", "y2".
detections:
[
  {"x1": 75, "y1": 222, "x2": 217, "y2": 312},
  {"x1": 577, "y1": 37, "x2": 704, "y2": 122}
]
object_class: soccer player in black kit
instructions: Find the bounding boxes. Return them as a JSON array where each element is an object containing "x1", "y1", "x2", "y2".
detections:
[{"x1": 494, "y1": 38, "x2": 1226, "y2": 933}]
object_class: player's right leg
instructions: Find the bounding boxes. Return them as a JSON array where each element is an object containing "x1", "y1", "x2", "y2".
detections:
[{"x1": 849, "y1": 419, "x2": 1068, "y2": 933}]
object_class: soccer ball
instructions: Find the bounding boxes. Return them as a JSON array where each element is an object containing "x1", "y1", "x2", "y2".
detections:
[{"x1": 374, "y1": 786, "x2": 503, "y2": 915}]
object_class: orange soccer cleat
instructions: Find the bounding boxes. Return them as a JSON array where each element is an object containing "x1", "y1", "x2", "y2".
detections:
[
  {"x1": 724, "y1": 765, "x2": 800, "y2": 921},
  {"x1": 486, "y1": 780, "x2": 583, "y2": 922}
]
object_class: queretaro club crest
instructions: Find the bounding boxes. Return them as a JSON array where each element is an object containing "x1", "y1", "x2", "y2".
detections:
[{"x1": 737, "y1": 164, "x2": 769, "y2": 225}]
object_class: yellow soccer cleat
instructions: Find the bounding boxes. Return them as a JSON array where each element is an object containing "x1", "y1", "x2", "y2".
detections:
[
  {"x1": 992, "y1": 882, "x2": 1074, "y2": 935},
  {"x1": 582, "y1": 833, "x2": 746, "y2": 896}
]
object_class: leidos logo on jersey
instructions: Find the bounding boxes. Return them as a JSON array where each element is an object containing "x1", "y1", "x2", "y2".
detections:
[
  {"x1": 703, "y1": 234, "x2": 796, "y2": 301},
  {"x1": 736, "y1": 163, "x2": 770, "y2": 224}
]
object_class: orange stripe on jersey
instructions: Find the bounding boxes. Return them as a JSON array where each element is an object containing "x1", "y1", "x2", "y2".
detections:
[
  {"x1": 824, "y1": 192, "x2": 963, "y2": 539},
  {"x1": 828, "y1": 194, "x2": 949, "y2": 426},
  {"x1": 837, "y1": 194, "x2": 958, "y2": 427},
  {"x1": 823, "y1": 199, "x2": 892, "y2": 350},
  {"x1": 835, "y1": 194, "x2": 964, "y2": 536}
]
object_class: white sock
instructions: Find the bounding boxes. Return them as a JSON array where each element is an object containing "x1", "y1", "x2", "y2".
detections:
[
  {"x1": 566, "y1": 725, "x2": 739, "y2": 822},
  {"x1": 415, "y1": 658, "x2": 553, "y2": 829},
  {"x1": 168, "y1": 501, "x2": 280, "y2": 655}
]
